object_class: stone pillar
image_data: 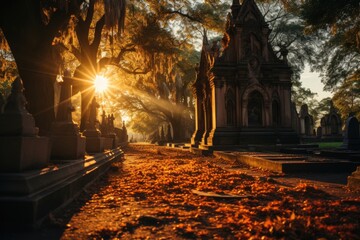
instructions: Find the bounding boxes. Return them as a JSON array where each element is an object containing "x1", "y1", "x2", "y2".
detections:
[
  {"x1": 342, "y1": 114, "x2": 360, "y2": 150},
  {"x1": 190, "y1": 95, "x2": 204, "y2": 146},
  {"x1": 0, "y1": 77, "x2": 50, "y2": 172},
  {"x1": 102, "y1": 113, "x2": 118, "y2": 149},
  {"x1": 50, "y1": 71, "x2": 86, "y2": 159},
  {"x1": 83, "y1": 97, "x2": 104, "y2": 153}
]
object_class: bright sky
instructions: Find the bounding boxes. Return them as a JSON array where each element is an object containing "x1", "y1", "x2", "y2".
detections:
[{"x1": 300, "y1": 65, "x2": 333, "y2": 101}]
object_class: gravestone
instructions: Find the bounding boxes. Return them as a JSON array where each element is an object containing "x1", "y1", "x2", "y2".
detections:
[
  {"x1": 101, "y1": 111, "x2": 118, "y2": 149},
  {"x1": 342, "y1": 113, "x2": 360, "y2": 150},
  {"x1": 83, "y1": 97, "x2": 105, "y2": 153},
  {"x1": 50, "y1": 70, "x2": 86, "y2": 159},
  {"x1": 299, "y1": 104, "x2": 314, "y2": 137},
  {"x1": 320, "y1": 101, "x2": 342, "y2": 141},
  {"x1": 0, "y1": 77, "x2": 50, "y2": 172}
]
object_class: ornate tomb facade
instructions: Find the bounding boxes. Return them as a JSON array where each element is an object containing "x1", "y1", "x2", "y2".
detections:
[{"x1": 191, "y1": 0, "x2": 299, "y2": 147}]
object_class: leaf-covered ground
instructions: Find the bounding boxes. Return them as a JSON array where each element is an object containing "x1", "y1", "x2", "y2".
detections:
[{"x1": 53, "y1": 144, "x2": 359, "y2": 239}]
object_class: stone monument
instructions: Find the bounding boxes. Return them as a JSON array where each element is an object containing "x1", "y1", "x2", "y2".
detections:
[
  {"x1": 320, "y1": 101, "x2": 342, "y2": 141},
  {"x1": 83, "y1": 97, "x2": 105, "y2": 153},
  {"x1": 342, "y1": 113, "x2": 360, "y2": 150},
  {"x1": 191, "y1": 0, "x2": 299, "y2": 148},
  {"x1": 299, "y1": 104, "x2": 314, "y2": 137},
  {"x1": 50, "y1": 70, "x2": 86, "y2": 159},
  {"x1": 0, "y1": 77, "x2": 50, "y2": 171},
  {"x1": 166, "y1": 123, "x2": 172, "y2": 142},
  {"x1": 100, "y1": 111, "x2": 118, "y2": 149}
]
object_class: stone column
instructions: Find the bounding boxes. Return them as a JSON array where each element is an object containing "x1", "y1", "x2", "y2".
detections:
[
  {"x1": 83, "y1": 97, "x2": 105, "y2": 153},
  {"x1": 0, "y1": 77, "x2": 50, "y2": 172},
  {"x1": 50, "y1": 71, "x2": 86, "y2": 159},
  {"x1": 190, "y1": 88, "x2": 205, "y2": 146}
]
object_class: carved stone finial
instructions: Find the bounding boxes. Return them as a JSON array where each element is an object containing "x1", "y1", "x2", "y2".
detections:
[
  {"x1": 4, "y1": 77, "x2": 28, "y2": 114},
  {"x1": 280, "y1": 46, "x2": 289, "y2": 64}
]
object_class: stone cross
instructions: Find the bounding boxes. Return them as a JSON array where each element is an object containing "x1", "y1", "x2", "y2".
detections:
[{"x1": 343, "y1": 113, "x2": 360, "y2": 150}]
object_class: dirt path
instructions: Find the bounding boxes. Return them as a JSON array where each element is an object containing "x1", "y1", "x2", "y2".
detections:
[{"x1": 2, "y1": 144, "x2": 359, "y2": 239}]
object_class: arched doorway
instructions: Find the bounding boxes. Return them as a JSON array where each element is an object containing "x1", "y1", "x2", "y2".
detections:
[{"x1": 247, "y1": 91, "x2": 263, "y2": 126}]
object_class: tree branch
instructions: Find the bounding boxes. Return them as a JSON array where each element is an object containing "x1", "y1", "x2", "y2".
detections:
[
  {"x1": 162, "y1": 9, "x2": 202, "y2": 23},
  {"x1": 91, "y1": 15, "x2": 105, "y2": 51}
]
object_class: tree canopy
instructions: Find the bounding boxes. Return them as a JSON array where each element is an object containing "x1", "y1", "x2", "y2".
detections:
[{"x1": 1, "y1": 0, "x2": 359, "y2": 136}]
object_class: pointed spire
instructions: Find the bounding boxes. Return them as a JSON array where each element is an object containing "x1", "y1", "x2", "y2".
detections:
[
  {"x1": 202, "y1": 28, "x2": 209, "y2": 47},
  {"x1": 231, "y1": 0, "x2": 241, "y2": 19}
]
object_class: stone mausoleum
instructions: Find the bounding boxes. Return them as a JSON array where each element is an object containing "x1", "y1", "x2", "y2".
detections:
[{"x1": 191, "y1": 0, "x2": 299, "y2": 148}]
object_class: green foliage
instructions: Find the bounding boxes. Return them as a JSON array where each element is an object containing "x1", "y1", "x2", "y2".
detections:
[
  {"x1": 0, "y1": 28, "x2": 17, "y2": 98},
  {"x1": 257, "y1": 1, "x2": 319, "y2": 112},
  {"x1": 298, "y1": 0, "x2": 360, "y2": 90},
  {"x1": 332, "y1": 76, "x2": 360, "y2": 122}
]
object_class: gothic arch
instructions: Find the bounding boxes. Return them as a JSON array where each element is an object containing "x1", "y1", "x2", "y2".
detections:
[
  {"x1": 242, "y1": 84, "x2": 270, "y2": 127},
  {"x1": 242, "y1": 83, "x2": 270, "y2": 103}
]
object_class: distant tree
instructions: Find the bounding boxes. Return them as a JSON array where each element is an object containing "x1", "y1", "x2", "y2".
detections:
[
  {"x1": 332, "y1": 76, "x2": 360, "y2": 122},
  {"x1": 0, "y1": 0, "x2": 125, "y2": 134},
  {"x1": 256, "y1": 0, "x2": 319, "y2": 110},
  {"x1": 297, "y1": 0, "x2": 360, "y2": 90}
]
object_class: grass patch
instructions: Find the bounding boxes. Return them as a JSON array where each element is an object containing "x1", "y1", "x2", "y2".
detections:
[{"x1": 317, "y1": 142, "x2": 342, "y2": 149}]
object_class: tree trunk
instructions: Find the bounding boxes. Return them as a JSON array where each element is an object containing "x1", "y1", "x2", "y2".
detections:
[{"x1": 0, "y1": 1, "x2": 69, "y2": 135}]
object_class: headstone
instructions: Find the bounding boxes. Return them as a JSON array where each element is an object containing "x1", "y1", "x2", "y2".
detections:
[
  {"x1": 101, "y1": 112, "x2": 118, "y2": 149},
  {"x1": 0, "y1": 77, "x2": 50, "y2": 172},
  {"x1": 342, "y1": 113, "x2": 360, "y2": 150},
  {"x1": 50, "y1": 70, "x2": 86, "y2": 159},
  {"x1": 320, "y1": 101, "x2": 342, "y2": 141},
  {"x1": 299, "y1": 104, "x2": 314, "y2": 137},
  {"x1": 83, "y1": 97, "x2": 104, "y2": 153}
]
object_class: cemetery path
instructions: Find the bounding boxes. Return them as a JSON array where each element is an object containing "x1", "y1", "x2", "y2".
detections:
[{"x1": 3, "y1": 144, "x2": 360, "y2": 239}]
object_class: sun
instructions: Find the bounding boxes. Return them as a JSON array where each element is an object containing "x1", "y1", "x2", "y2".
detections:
[{"x1": 94, "y1": 75, "x2": 108, "y2": 93}]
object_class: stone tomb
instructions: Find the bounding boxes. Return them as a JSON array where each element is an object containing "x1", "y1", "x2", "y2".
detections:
[
  {"x1": 320, "y1": 101, "x2": 342, "y2": 141},
  {"x1": 191, "y1": 0, "x2": 299, "y2": 148},
  {"x1": 299, "y1": 104, "x2": 315, "y2": 138},
  {"x1": 0, "y1": 77, "x2": 50, "y2": 172},
  {"x1": 342, "y1": 113, "x2": 360, "y2": 150}
]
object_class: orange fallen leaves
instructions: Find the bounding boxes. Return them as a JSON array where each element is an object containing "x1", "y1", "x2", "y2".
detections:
[{"x1": 59, "y1": 145, "x2": 360, "y2": 239}]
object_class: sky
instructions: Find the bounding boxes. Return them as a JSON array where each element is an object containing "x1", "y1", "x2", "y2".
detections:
[{"x1": 300, "y1": 65, "x2": 333, "y2": 101}]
